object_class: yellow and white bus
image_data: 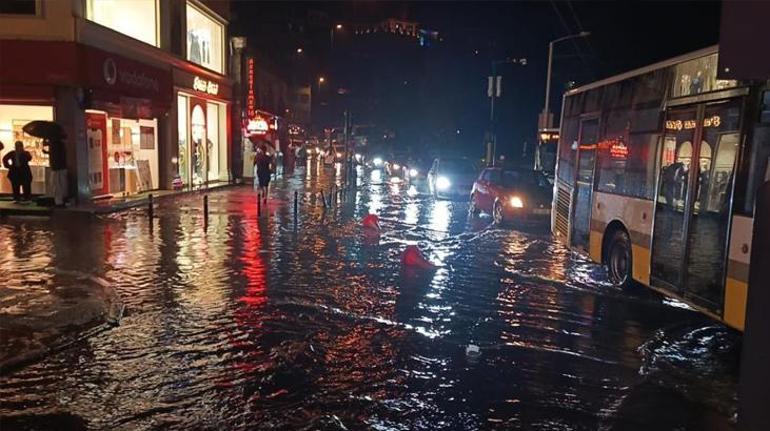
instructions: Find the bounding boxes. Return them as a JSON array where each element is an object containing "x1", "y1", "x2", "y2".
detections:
[{"x1": 552, "y1": 45, "x2": 770, "y2": 331}]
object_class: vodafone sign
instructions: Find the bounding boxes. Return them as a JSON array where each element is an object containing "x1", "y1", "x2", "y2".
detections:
[{"x1": 84, "y1": 45, "x2": 171, "y2": 102}]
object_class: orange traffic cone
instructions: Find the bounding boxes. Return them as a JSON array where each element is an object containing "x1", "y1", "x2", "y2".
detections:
[
  {"x1": 362, "y1": 214, "x2": 381, "y2": 231},
  {"x1": 401, "y1": 245, "x2": 437, "y2": 270}
]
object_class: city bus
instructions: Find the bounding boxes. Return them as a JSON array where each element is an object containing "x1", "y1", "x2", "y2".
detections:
[{"x1": 552, "y1": 45, "x2": 770, "y2": 331}]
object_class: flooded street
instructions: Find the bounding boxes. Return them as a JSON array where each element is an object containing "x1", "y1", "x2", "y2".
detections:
[{"x1": 0, "y1": 164, "x2": 740, "y2": 430}]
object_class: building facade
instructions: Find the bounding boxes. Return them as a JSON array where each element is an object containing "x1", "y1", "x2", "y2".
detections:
[{"x1": 0, "y1": 0, "x2": 234, "y2": 203}]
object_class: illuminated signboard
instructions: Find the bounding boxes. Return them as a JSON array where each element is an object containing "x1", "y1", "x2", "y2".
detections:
[
  {"x1": 193, "y1": 76, "x2": 219, "y2": 95},
  {"x1": 247, "y1": 116, "x2": 269, "y2": 135},
  {"x1": 247, "y1": 57, "x2": 256, "y2": 118},
  {"x1": 609, "y1": 141, "x2": 629, "y2": 160},
  {"x1": 665, "y1": 115, "x2": 721, "y2": 131}
]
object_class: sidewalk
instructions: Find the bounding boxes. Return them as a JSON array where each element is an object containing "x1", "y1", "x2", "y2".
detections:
[{"x1": 0, "y1": 181, "x2": 235, "y2": 217}]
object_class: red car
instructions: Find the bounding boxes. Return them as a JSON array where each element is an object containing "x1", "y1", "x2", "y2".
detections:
[{"x1": 470, "y1": 167, "x2": 553, "y2": 224}]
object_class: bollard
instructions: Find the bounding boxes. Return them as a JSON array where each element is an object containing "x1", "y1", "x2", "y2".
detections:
[
  {"x1": 203, "y1": 194, "x2": 209, "y2": 222},
  {"x1": 294, "y1": 190, "x2": 299, "y2": 224},
  {"x1": 257, "y1": 193, "x2": 262, "y2": 216},
  {"x1": 148, "y1": 194, "x2": 154, "y2": 219}
]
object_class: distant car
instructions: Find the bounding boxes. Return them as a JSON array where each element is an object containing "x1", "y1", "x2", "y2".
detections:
[
  {"x1": 427, "y1": 157, "x2": 478, "y2": 199},
  {"x1": 470, "y1": 167, "x2": 552, "y2": 224}
]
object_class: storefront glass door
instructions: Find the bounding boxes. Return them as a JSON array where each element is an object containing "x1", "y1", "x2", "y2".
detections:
[{"x1": 177, "y1": 95, "x2": 190, "y2": 186}]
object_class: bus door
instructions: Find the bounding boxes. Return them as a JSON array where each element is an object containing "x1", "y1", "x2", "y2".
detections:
[
  {"x1": 571, "y1": 117, "x2": 600, "y2": 251},
  {"x1": 651, "y1": 99, "x2": 742, "y2": 311}
]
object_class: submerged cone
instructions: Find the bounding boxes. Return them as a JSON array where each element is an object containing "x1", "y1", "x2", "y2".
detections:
[
  {"x1": 362, "y1": 214, "x2": 381, "y2": 231},
  {"x1": 401, "y1": 245, "x2": 437, "y2": 270}
]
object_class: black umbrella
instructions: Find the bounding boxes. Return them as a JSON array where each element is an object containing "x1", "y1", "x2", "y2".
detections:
[{"x1": 22, "y1": 121, "x2": 65, "y2": 139}]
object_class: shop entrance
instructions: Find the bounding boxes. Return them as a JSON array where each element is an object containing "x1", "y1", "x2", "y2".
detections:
[{"x1": 177, "y1": 93, "x2": 227, "y2": 188}]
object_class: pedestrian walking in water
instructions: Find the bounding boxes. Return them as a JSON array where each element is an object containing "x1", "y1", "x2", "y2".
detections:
[
  {"x1": 43, "y1": 134, "x2": 67, "y2": 207},
  {"x1": 254, "y1": 144, "x2": 274, "y2": 201},
  {"x1": 2, "y1": 141, "x2": 33, "y2": 202}
]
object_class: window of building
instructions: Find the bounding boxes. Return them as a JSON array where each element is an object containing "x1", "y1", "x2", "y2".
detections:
[
  {"x1": 87, "y1": 0, "x2": 159, "y2": 47},
  {"x1": 0, "y1": 0, "x2": 37, "y2": 15},
  {"x1": 186, "y1": 2, "x2": 225, "y2": 73}
]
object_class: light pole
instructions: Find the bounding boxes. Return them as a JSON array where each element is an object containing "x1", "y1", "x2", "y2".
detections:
[
  {"x1": 487, "y1": 57, "x2": 527, "y2": 166},
  {"x1": 330, "y1": 24, "x2": 342, "y2": 49},
  {"x1": 541, "y1": 31, "x2": 590, "y2": 131}
]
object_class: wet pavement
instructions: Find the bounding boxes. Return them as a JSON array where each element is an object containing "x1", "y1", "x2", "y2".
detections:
[{"x1": 0, "y1": 161, "x2": 740, "y2": 430}]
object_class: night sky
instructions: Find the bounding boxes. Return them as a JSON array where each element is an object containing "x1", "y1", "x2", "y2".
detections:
[{"x1": 231, "y1": 1, "x2": 722, "y2": 160}]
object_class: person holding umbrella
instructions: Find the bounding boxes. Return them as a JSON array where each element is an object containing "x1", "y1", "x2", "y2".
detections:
[
  {"x1": 23, "y1": 121, "x2": 67, "y2": 207},
  {"x1": 43, "y1": 135, "x2": 67, "y2": 207},
  {"x1": 2, "y1": 141, "x2": 33, "y2": 202}
]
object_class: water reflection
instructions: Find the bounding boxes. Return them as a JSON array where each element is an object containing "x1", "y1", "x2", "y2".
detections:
[{"x1": 0, "y1": 169, "x2": 738, "y2": 430}]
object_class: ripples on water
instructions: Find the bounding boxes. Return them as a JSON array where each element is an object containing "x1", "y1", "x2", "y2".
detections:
[{"x1": 0, "y1": 165, "x2": 739, "y2": 430}]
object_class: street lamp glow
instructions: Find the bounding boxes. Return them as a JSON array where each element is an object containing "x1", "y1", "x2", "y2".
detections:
[
  {"x1": 296, "y1": 47, "x2": 303, "y2": 54},
  {"x1": 336, "y1": 24, "x2": 343, "y2": 30},
  {"x1": 318, "y1": 76, "x2": 325, "y2": 84}
]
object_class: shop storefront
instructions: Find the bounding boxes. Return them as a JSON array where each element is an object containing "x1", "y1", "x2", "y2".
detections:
[
  {"x1": 0, "y1": 103, "x2": 55, "y2": 195},
  {"x1": 173, "y1": 69, "x2": 231, "y2": 189},
  {"x1": 0, "y1": 40, "x2": 171, "y2": 201},
  {"x1": 81, "y1": 46, "x2": 171, "y2": 197}
]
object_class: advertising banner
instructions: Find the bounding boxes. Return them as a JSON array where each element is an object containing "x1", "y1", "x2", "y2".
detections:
[{"x1": 86, "y1": 111, "x2": 109, "y2": 195}]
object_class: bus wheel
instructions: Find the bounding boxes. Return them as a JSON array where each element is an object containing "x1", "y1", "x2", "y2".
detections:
[{"x1": 607, "y1": 229, "x2": 632, "y2": 287}]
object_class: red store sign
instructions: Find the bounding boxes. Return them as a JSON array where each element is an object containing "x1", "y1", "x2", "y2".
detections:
[{"x1": 82, "y1": 45, "x2": 172, "y2": 104}]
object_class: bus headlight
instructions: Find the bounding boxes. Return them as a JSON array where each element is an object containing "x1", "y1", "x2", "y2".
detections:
[
  {"x1": 436, "y1": 176, "x2": 451, "y2": 191},
  {"x1": 510, "y1": 196, "x2": 524, "y2": 208}
]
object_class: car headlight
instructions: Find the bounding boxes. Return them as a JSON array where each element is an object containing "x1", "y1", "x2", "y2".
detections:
[
  {"x1": 510, "y1": 196, "x2": 524, "y2": 208},
  {"x1": 336, "y1": 152, "x2": 342, "y2": 158},
  {"x1": 436, "y1": 176, "x2": 451, "y2": 191},
  {"x1": 409, "y1": 168, "x2": 418, "y2": 178},
  {"x1": 393, "y1": 163, "x2": 400, "y2": 170},
  {"x1": 373, "y1": 157, "x2": 383, "y2": 166}
]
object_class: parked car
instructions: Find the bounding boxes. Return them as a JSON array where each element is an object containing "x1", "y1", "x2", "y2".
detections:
[
  {"x1": 427, "y1": 157, "x2": 478, "y2": 199},
  {"x1": 470, "y1": 167, "x2": 552, "y2": 224}
]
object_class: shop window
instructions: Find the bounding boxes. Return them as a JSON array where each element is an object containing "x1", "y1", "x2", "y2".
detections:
[
  {"x1": 0, "y1": 0, "x2": 37, "y2": 15},
  {"x1": 671, "y1": 53, "x2": 737, "y2": 98},
  {"x1": 106, "y1": 116, "x2": 159, "y2": 194},
  {"x1": 596, "y1": 132, "x2": 659, "y2": 199},
  {"x1": 87, "y1": 0, "x2": 159, "y2": 47},
  {"x1": 186, "y1": 2, "x2": 225, "y2": 74},
  {"x1": 0, "y1": 104, "x2": 54, "y2": 195}
]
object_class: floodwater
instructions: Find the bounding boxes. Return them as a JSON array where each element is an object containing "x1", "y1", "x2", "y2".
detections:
[{"x1": 0, "y1": 161, "x2": 740, "y2": 430}]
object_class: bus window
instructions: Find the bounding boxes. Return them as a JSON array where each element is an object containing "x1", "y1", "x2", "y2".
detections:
[
  {"x1": 596, "y1": 132, "x2": 659, "y2": 199},
  {"x1": 742, "y1": 125, "x2": 770, "y2": 214},
  {"x1": 557, "y1": 116, "x2": 580, "y2": 183}
]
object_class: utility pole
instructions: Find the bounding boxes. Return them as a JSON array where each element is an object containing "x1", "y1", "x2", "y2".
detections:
[{"x1": 487, "y1": 58, "x2": 526, "y2": 166}]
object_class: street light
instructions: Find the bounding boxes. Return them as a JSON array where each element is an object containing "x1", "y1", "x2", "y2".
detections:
[
  {"x1": 318, "y1": 76, "x2": 325, "y2": 84},
  {"x1": 296, "y1": 47, "x2": 303, "y2": 54},
  {"x1": 541, "y1": 31, "x2": 590, "y2": 131},
  {"x1": 331, "y1": 24, "x2": 343, "y2": 48}
]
